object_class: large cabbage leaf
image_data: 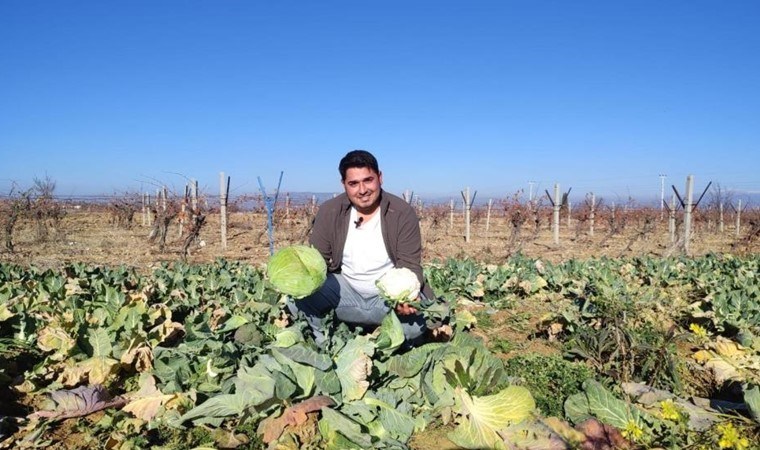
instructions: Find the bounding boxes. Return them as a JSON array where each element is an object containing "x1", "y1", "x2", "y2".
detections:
[
  {"x1": 364, "y1": 389, "x2": 425, "y2": 442},
  {"x1": 178, "y1": 361, "x2": 277, "y2": 424},
  {"x1": 335, "y1": 335, "x2": 375, "y2": 402},
  {"x1": 745, "y1": 384, "x2": 760, "y2": 424},
  {"x1": 374, "y1": 311, "x2": 404, "y2": 355},
  {"x1": 448, "y1": 385, "x2": 535, "y2": 449},
  {"x1": 318, "y1": 407, "x2": 373, "y2": 449},
  {"x1": 565, "y1": 379, "x2": 655, "y2": 432}
]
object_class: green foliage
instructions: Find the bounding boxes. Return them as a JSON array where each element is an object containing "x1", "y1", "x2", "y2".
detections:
[
  {"x1": 504, "y1": 354, "x2": 594, "y2": 417},
  {"x1": 2, "y1": 253, "x2": 758, "y2": 449},
  {"x1": 488, "y1": 337, "x2": 516, "y2": 354},
  {"x1": 565, "y1": 379, "x2": 660, "y2": 445},
  {"x1": 472, "y1": 310, "x2": 494, "y2": 328},
  {"x1": 564, "y1": 321, "x2": 685, "y2": 392}
]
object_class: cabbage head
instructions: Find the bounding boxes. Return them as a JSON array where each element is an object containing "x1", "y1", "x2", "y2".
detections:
[
  {"x1": 266, "y1": 245, "x2": 327, "y2": 299},
  {"x1": 376, "y1": 267, "x2": 420, "y2": 306}
]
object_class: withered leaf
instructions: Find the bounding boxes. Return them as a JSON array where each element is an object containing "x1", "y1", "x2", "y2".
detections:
[
  {"x1": 28, "y1": 384, "x2": 126, "y2": 421},
  {"x1": 259, "y1": 395, "x2": 335, "y2": 444}
]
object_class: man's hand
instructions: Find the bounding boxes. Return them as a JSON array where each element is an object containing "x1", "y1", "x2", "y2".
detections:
[{"x1": 395, "y1": 302, "x2": 418, "y2": 316}]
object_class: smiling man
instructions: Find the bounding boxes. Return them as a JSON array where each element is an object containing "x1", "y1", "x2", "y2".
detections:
[{"x1": 287, "y1": 149, "x2": 439, "y2": 348}]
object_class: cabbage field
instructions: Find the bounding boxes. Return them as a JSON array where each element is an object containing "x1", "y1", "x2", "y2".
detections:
[{"x1": 1, "y1": 253, "x2": 759, "y2": 449}]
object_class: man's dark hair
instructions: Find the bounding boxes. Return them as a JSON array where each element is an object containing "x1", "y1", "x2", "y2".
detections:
[{"x1": 339, "y1": 150, "x2": 380, "y2": 181}]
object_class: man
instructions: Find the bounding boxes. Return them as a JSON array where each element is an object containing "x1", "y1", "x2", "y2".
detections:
[{"x1": 288, "y1": 149, "x2": 437, "y2": 347}]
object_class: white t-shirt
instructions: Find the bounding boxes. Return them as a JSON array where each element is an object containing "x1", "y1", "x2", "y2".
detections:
[{"x1": 341, "y1": 207, "x2": 393, "y2": 298}]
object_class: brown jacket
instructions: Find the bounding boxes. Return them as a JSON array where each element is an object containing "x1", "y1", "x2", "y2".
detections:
[{"x1": 309, "y1": 190, "x2": 436, "y2": 302}]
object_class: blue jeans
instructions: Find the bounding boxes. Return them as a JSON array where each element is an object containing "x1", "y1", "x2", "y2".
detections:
[{"x1": 287, "y1": 273, "x2": 427, "y2": 347}]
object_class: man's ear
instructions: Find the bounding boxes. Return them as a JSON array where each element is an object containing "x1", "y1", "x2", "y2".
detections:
[{"x1": 378, "y1": 171, "x2": 383, "y2": 185}]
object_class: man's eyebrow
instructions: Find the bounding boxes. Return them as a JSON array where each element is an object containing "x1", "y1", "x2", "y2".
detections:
[{"x1": 346, "y1": 175, "x2": 375, "y2": 184}]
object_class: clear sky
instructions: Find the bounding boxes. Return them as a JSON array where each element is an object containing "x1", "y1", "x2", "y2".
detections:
[{"x1": 1, "y1": 1, "x2": 758, "y2": 204}]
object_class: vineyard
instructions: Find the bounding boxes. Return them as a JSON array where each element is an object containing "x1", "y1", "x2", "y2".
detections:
[{"x1": 1, "y1": 192, "x2": 759, "y2": 449}]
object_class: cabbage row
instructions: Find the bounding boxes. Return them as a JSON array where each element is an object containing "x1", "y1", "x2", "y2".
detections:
[{"x1": 1, "y1": 254, "x2": 758, "y2": 449}]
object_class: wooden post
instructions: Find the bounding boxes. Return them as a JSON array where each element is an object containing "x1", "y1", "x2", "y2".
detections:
[
  {"x1": 719, "y1": 202, "x2": 724, "y2": 233},
  {"x1": 683, "y1": 175, "x2": 694, "y2": 253},
  {"x1": 449, "y1": 199, "x2": 454, "y2": 230},
  {"x1": 220, "y1": 172, "x2": 229, "y2": 250},
  {"x1": 552, "y1": 183, "x2": 560, "y2": 245},
  {"x1": 588, "y1": 194, "x2": 595, "y2": 237}
]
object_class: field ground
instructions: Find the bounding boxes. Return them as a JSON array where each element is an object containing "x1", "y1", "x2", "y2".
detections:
[
  {"x1": 1, "y1": 208, "x2": 758, "y2": 449},
  {"x1": 1, "y1": 208, "x2": 755, "y2": 269}
]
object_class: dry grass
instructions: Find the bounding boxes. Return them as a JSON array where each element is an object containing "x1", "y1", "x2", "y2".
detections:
[{"x1": 0, "y1": 206, "x2": 755, "y2": 270}]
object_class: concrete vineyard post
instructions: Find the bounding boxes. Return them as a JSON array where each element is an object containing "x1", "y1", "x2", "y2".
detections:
[
  {"x1": 285, "y1": 193, "x2": 291, "y2": 219},
  {"x1": 449, "y1": 199, "x2": 454, "y2": 230},
  {"x1": 461, "y1": 187, "x2": 473, "y2": 243},
  {"x1": 659, "y1": 174, "x2": 666, "y2": 221},
  {"x1": 178, "y1": 185, "x2": 188, "y2": 238},
  {"x1": 552, "y1": 183, "x2": 560, "y2": 245},
  {"x1": 567, "y1": 200, "x2": 572, "y2": 228},
  {"x1": 220, "y1": 172, "x2": 229, "y2": 251},
  {"x1": 191, "y1": 179, "x2": 198, "y2": 212},
  {"x1": 683, "y1": 175, "x2": 694, "y2": 253},
  {"x1": 719, "y1": 202, "x2": 724, "y2": 233}
]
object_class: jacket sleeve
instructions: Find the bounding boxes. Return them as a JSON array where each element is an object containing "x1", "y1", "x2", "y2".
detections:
[{"x1": 308, "y1": 204, "x2": 334, "y2": 269}]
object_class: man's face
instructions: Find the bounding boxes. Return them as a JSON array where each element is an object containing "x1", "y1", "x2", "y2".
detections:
[{"x1": 342, "y1": 166, "x2": 382, "y2": 213}]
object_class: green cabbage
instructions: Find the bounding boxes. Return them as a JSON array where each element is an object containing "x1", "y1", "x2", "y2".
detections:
[{"x1": 266, "y1": 245, "x2": 327, "y2": 299}]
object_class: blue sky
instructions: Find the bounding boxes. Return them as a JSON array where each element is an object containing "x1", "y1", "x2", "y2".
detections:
[{"x1": 1, "y1": 1, "x2": 758, "y2": 204}]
